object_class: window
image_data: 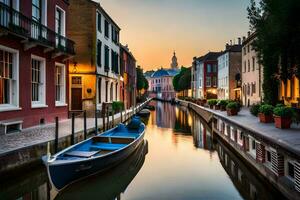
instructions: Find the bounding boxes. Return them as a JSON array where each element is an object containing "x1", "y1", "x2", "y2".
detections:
[
  {"x1": 32, "y1": 0, "x2": 41, "y2": 22},
  {"x1": 104, "y1": 45, "x2": 109, "y2": 70},
  {"x1": 31, "y1": 56, "x2": 46, "y2": 107},
  {"x1": 252, "y1": 57, "x2": 255, "y2": 71},
  {"x1": 207, "y1": 64, "x2": 211, "y2": 73},
  {"x1": 98, "y1": 78, "x2": 102, "y2": 103},
  {"x1": 212, "y1": 76, "x2": 217, "y2": 87},
  {"x1": 105, "y1": 81, "x2": 108, "y2": 102},
  {"x1": 0, "y1": 47, "x2": 19, "y2": 110},
  {"x1": 206, "y1": 77, "x2": 211, "y2": 87},
  {"x1": 97, "y1": 12, "x2": 101, "y2": 32},
  {"x1": 55, "y1": 6, "x2": 66, "y2": 47},
  {"x1": 110, "y1": 82, "x2": 113, "y2": 101},
  {"x1": 97, "y1": 40, "x2": 102, "y2": 67},
  {"x1": 104, "y1": 20, "x2": 109, "y2": 38},
  {"x1": 55, "y1": 63, "x2": 66, "y2": 105},
  {"x1": 115, "y1": 83, "x2": 118, "y2": 101},
  {"x1": 244, "y1": 61, "x2": 246, "y2": 73},
  {"x1": 252, "y1": 82, "x2": 256, "y2": 95},
  {"x1": 213, "y1": 64, "x2": 217, "y2": 72},
  {"x1": 248, "y1": 60, "x2": 250, "y2": 72}
]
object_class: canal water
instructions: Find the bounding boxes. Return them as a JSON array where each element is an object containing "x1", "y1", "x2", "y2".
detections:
[{"x1": 0, "y1": 101, "x2": 286, "y2": 200}]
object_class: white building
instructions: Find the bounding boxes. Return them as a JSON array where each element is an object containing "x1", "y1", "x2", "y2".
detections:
[
  {"x1": 241, "y1": 32, "x2": 263, "y2": 106},
  {"x1": 217, "y1": 42, "x2": 242, "y2": 100}
]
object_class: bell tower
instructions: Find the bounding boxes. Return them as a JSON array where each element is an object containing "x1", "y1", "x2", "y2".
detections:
[{"x1": 170, "y1": 51, "x2": 178, "y2": 69}]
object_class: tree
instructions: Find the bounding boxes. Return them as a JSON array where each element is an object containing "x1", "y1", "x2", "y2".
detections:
[
  {"x1": 136, "y1": 66, "x2": 148, "y2": 96},
  {"x1": 172, "y1": 67, "x2": 191, "y2": 96},
  {"x1": 248, "y1": 0, "x2": 300, "y2": 105}
]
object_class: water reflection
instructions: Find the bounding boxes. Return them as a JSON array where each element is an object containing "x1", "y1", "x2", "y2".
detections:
[{"x1": 0, "y1": 101, "x2": 286, "y2": 200}]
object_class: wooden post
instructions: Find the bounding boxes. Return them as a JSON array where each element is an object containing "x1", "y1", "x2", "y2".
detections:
[
  {"x1": 83, "y1": 110, "x2": 87, "y2": 139},
  {"x1": 54, "y1": 117, "x2": 59, "y2": 153},
  {"x1": 95, "y1": 110, "x2": 98, "y2": 135},
  {"x1": 112, "y1": 110, "x2": 115, "y2": 127},
  {"x1": 71, "y1": 113, "x2": 75, "y2": 145}
]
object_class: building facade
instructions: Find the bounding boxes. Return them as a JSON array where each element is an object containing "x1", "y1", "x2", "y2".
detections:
[
  {"x1": 0, "y1": 0, "x2": 74, "y2": 132},
  {"x1": 217, "y1": 43, "x2": 242, "y2": 100},
  {"x1": 120, "y1": 44, "x2": 136, "y2": 109},
  {"x1": 68, "y1": 0, "x2": 120, "y2": 113},
  {"x1": 192, "y1": 52, "x2": 221, "y2": 99},
  {"x1": 241, "y1": 32, "x2": 263, "y2": 107}
]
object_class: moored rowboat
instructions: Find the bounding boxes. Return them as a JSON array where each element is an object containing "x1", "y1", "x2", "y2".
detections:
[{"x1": 42, "y1": 116, "x2": 145, "y2": 192}]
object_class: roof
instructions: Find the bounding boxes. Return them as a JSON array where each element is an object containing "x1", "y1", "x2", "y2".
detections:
[
  {"x1": 150, "y1": 68, "x2": 179, "y2": 78},
  {"x1": 242, "y1": 32, "x2": 257, "y2": 46},
  {"x1": 195, "y1": 52, "x2": 222, "y2": 63},
  {"x1": 120, "y1": 44, "x2": 136, "y2": 61},
  {"x1": 219, "y1": 44, "x2": 242, "y2": 56}
]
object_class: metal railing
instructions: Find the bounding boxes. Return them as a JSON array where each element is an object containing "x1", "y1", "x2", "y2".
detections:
[{"x1": 0, "y1": 2, "x2": 75, "y2": 55}]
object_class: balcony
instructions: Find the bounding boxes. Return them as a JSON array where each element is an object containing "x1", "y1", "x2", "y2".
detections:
[{"x1": 0, "y1": 2, "x2": 75, "y2": 55}]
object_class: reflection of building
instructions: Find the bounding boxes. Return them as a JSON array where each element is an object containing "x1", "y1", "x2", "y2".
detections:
[
  {"x1": 192, "y1": 52, "x2": 222, "y2": 99},
  {"x1": 120, "y1": 44, "x2": 137, "y2": 109},
  {"x1": 0, "y1": 0, "x2": 74, "y2": 130},
  {"x1": 155, "y1": 101, "x2": 176, "y2": 128},
  {"x1": 68, "y1": 0, "x2": 121, "y2": 112},
  {"x1": 174, "y1": 106, "x2": 191, "y2": 134},
  {"x1": 241, "y1": 32, "x2": 263, "y2": 107},
  {"x1": 217, "y1": 41, "x2": 242, "y2": 100}
]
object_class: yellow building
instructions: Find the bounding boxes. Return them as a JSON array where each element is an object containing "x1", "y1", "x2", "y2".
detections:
[{"x1": 279, "y1": 76, "x2": 300, "y2": 107}]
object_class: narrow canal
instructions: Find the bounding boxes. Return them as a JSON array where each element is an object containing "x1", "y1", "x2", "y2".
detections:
[{"x1": 0, "y1": 101, "x2": 286, "y2": 200}]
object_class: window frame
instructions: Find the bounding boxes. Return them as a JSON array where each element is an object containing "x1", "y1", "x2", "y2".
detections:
[
  {"x1": 31, "y1": 55, "x2": 47, "y2": 108},
  {"x1": 0, "y1": 45, "x2": 20, "y2": 112},
  {"x1": 55, "y1": 62, "x2": 66, "y2": 107}
]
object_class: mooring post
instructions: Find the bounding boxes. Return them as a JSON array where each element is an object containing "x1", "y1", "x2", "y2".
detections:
[
  {"x1": 120, "y1": 108, "x2": 123, "y2": 123},
  {"x1": 54, "y1": 117, "x2": 59, "y2": 153},
  {"x1": 71, "y1": 113, "x2": 75, "y2": 145},
  {"x1": 83, "y1": 110, "x2": 87, "y2": 139},
  {"x1": 95, "y1": 110, "x2": 98, "y2": 135}
]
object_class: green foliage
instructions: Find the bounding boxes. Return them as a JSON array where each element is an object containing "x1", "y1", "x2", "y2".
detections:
[
  {"x1": 247, "y1": 0, "x2": 300, "y2": 105},
  {"x1": 250, "y1": 103, "x2": 261, "y2": 116},
  {"x1": 112, "y1": 101, "x2": 124, "y2": 112},
  {"x1": 173, "y1": 67, "x2": 191, "y2": 92},
  {"x1": 275, "y1": 103, "x2": 285, "y2": 108},
  {"x1": 136, "y1": 66, "x2": 148, "y2": 91},
  {"x1": 208, "y1": 99, "x2": 218, "y2": 106},
  {"x1": 217, "y1": 100, "x2": 229, "y2": 107},
  {"x1": 259, "y1": 104, "x2": 274, "y2": 115},
  {"x1": 273, "y1": 106, "x2": 294, "y2": 118},
  {"x1": 226, "y1": 102, "x2": 239, "y2": 110}
]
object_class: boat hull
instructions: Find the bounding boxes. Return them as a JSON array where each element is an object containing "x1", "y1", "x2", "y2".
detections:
[{"x1": 45, "y1": 131, "x2": 145, "y2": 191}]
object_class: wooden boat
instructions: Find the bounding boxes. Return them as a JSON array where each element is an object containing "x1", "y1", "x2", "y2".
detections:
[{"x1": 42, "y1": 116, "x2": 145, "y2": 192}]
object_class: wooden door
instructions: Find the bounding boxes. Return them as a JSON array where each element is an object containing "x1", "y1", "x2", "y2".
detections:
[{"x1": 71, "y1": 88, "x2": 82, "y2": 110}]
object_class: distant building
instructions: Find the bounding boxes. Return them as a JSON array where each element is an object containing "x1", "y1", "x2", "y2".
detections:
[
  {"x1": 68, "y1": 0, "x2": 121, "y2": 113},
  {"x1": 217, "y1": 41, "x2": 242, "y2": 100},
  {"x1": 171, "y1": 51, "x2": 179, "y2": 69},
  {"x1": 120, "y1": 44, "x2": 137, "y2": 109},
  {"x1": 241, "y1": 32, "x2": 263, "y2": 107},
  {"x1": 192, "y1": 52, "x2": 222, "y2": 99}
]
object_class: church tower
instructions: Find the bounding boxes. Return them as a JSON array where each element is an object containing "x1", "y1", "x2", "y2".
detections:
[{"x1": 171, "y1": 51, "x2": 178, "y2": 69}]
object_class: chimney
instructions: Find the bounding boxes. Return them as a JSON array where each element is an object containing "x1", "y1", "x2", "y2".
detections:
[
  {"x1": 247, "y1": 31, "x2": 251, "y2": 37},
  {"x1": 238, "y1": 37, "x2": 241, "y2": 45},
  {"x1": 230, "y1": 40, "x2": 232, "y2": 45},
  {"x1": 242, "y1": 36, "x2": 246, "y2": 42}
]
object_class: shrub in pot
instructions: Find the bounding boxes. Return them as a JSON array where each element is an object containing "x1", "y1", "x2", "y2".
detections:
[
  {"x1": 250, "y1": 103, "x2": 261, "y2": 117},
  {"x1": 226, "y1": 102, "x2": 239, "y2": 116},
  {"x1": 273, "y1": 106, "x2": 294, "y2": 129},
  {"x1": 218, "y1": 100, "x2": 228, "y2": 111},
  {"x1": 208, "y1": 99, "x2": 217, "y2": 109},
  {"x1": 258, "y1": 104, "x2": 274, "y2": 123}
]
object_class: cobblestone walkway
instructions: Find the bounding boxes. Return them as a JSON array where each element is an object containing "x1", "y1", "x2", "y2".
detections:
[{"x1": 0, "y1": 101, "x2": 150, "y2": 155}]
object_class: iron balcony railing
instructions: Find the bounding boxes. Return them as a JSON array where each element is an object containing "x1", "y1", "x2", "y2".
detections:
[{"x1": 0, "y1": 2, "x2": 75, "y2": 55}]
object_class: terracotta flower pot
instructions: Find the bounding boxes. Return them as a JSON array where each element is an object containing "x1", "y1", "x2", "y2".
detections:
[
  {"x1": 209, "y1": 105, "x2": 214, "y2": 109},
  {"x1": 227, "y1": 109, "x2": 238, "y2": 116},
  {"x1": 258, "y1": 113, "x2": 273, "y2": 123},
  {"x1": 274, "y1": 115, "x2": 291, "y2": 129},
  {"x1": 214, "y1": 105, "x2": 220, "y2": 110}
]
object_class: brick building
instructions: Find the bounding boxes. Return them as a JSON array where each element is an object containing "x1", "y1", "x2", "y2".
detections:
[{"x1": 0, "y1": 0, "x2": 74, "y2": 132}]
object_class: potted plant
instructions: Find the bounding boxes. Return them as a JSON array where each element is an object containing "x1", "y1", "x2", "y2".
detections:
[
  {"x1": 258, "y1": 104, "x2": 274, "y2": 123},
  {"x1": 273, "y1": 106, "x2": 294, "y2": 129},
  {"x1": 218, "y1": 100, "x2": 228, "y2": 111},
  {"x1": 208, "y1": 99, "x2": 217, "y2": 109},
  {"x1": 250, "y1": 103, "x2": 261, "y2": 117},
  {"x1": 226, "y1": 102, "x2": 239, "y2": 116}
]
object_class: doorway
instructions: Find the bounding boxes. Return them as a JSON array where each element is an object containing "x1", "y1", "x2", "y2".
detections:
[{"x1": 71, "y1": 88, "x2": 82, "y2": 110}]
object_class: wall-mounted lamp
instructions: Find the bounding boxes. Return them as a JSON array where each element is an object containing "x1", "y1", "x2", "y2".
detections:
[{"x1": 72, "y1": 60, "x2": 78, "y2": 73}]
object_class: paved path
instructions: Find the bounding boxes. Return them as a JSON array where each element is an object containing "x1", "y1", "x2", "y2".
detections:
[
  {"x1": 0, "y1": 100, "x2": 150, "y2": 155},
  {"x1": 187, "y1": 101, "x2": 300, "y2": 157}
]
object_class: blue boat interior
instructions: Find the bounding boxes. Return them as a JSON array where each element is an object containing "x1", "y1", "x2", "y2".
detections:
[{"x1": 56, "y1": 120, "x2": 144, "y2": 160}]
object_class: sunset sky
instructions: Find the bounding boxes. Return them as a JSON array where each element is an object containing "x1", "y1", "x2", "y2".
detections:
[{"x1": 98, "y1": 0, "x2": 250, "y2": 71}]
